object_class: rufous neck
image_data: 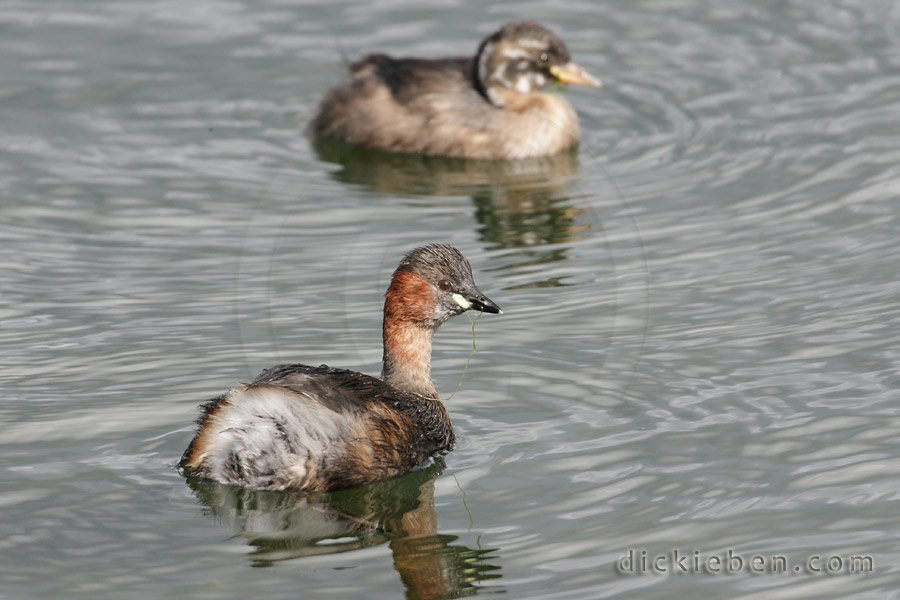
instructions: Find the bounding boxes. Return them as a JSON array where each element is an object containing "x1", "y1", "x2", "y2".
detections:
[
  {"x1": 381, "y1": 271, "x2": 439, "y2": 399},
  {"x1": 382, "y1": 320, "x2": 436, "y2": 398}
]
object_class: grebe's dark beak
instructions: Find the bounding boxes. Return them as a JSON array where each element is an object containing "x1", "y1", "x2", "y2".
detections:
[
  {"x1": 467, "y1": 293, "x2": 502, "y2": 315},
  {"x1": 549, "y1": 61, "x2": 601, "y2": 87}
]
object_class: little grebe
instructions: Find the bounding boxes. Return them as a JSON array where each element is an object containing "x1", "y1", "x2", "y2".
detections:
[
  {"x1": 179, "y1": 244, "x2": 502, "y2": 492},
  {"x1": 310, "y1": 21, "x2": 600, "y2": 160}
]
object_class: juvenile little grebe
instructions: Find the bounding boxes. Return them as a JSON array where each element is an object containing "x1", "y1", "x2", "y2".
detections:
[
  {"x1": 179, "y1": 244, "x2": 501, "y2": 492},
  {"x1": 310, "y1": 21, "x2": 600, "y2": 160}
]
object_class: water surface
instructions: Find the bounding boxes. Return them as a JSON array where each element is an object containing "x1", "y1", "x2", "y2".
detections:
[{"x1": 2, "y1": 0, "x2": 900, "y2": 598}]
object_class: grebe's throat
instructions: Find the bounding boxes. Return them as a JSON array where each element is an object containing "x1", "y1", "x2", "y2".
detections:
[
  {"x1": 381, "y1": 270, "x2": 440, "y2": 399},
  {"x1": 382, "y1": 320, "x2": 436, "y2": 398}
]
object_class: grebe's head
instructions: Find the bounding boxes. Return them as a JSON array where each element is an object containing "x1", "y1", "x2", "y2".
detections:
[
  {"x1": 386, "y1": 244, "x2": 502, "y2": 328},
  {"x1": 475, "y1": 21, "x2": 600, "y2": 107}
]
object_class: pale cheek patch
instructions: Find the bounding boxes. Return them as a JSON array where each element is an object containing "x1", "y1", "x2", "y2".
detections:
[
  {"x1": 514, "y1": 77, "x2": 530, "y2": 93},
  {"x1": 452, "y1": 293, "x2": 471, "y2": 310}
]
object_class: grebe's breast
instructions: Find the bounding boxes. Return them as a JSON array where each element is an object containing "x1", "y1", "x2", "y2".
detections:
[{"x1": 180, "y1": 364, "x2": 454, "y2": 492}]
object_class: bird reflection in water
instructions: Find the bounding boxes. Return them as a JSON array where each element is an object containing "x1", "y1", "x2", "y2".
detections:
[
  {"x1": 313, "y1": 138, "x2": 591, "y2": 288},
  {"x1": 186, "y1": 459, "x2": 501, "y2": 599}
]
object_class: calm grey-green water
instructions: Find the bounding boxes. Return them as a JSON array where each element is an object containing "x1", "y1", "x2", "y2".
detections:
[{"x1": 2, "y1": 0, "x2": 900, "y2": 598}]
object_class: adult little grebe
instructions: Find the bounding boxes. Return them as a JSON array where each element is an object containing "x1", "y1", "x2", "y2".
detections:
[
  {"x1": 310, "y1": 21, "x2": 600, "y2": 160},
  {"x1": 179, "y1": 244, "x2": 501, "y2": 492}
]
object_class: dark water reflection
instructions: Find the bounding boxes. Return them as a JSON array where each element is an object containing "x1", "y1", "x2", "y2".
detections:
[
  {"x1": 186, "y1": 459, "x2": 501, "y2": 599},
  {"x1": 314, "y1": 137, "x2": 588, "y2": 281}
]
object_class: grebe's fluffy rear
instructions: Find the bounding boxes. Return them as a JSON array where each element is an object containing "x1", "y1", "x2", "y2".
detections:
[
  {"x1": 310, "y1": 21, "x2": 600, "y2": 160},
  {"x1": 179, "y1": 244, "x2": 501, "y2": 492}
]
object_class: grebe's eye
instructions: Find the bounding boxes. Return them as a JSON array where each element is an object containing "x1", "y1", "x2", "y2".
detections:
[
  {"x1": 438, "y1": 279, "x2": 452, "y2": 292},
  {"x1": 540, "y1": 52, "x2": 549, "y2": 63}
]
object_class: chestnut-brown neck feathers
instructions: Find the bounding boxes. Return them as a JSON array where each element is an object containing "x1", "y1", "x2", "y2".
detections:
[{"x1": 382, "y1": 270, "x2": 439, "y2": 398}]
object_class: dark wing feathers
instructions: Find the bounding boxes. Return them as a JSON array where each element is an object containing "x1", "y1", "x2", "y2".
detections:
[
  {"x1": 350, "y1": 55, "x2": 476, "y2": 104},
  {"x1": 251, "y1": 363, "x2": 422, "y2": 412}
]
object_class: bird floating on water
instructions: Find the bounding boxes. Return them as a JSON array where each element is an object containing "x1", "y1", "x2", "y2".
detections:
[
  {"x1": 180, "y1": 244, "x2": 502, "y2": 492},
  {"x1": 311, "y1": 21, "x2": 600, "y2": 160}
]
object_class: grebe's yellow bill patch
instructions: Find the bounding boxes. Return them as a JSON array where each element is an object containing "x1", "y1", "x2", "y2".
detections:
[{"x1": 452, "y1": 293, "x2": 471, "y2": 310}]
